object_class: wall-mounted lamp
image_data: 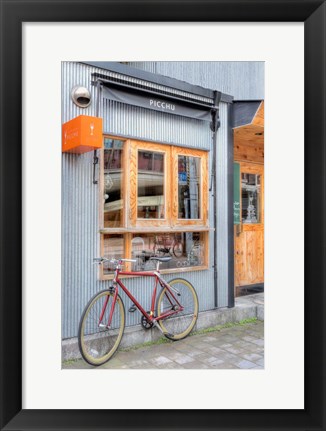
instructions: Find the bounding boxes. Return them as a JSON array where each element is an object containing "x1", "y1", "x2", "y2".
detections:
[{"x1": 71, "y1": 86, "x2": 92, "y2": 108}]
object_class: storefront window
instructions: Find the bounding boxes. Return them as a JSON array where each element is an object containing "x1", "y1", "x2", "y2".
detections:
[
  {"x1": 103, "y1": 139, "x2": 124, "y2": 228},
  {"x1": 103, "y1": 234, "x2": 124, "y2": 274},
  {"x1": 101, "y1": 138, "x2": 209, "y2": 278},
  {"x1": 178, "y1": 155, "x2": 201, "y2": 219},
  {"x1": 131, "y1": 232, "x2": 205, "y2": 272},
  {"x1": 137, "y1": 150, "x2": 164, "y2": 219},
  {"x1": 241, "y1": 173, "x2": 261, "y2": 223}
]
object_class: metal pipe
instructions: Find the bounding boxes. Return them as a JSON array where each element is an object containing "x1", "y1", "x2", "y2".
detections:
[
  {"x1": 210, "y1": 91, "x2": 222, "y2": 309},
  {"x1": 227, "y1": 102, "x2": 235, "y2": 308},
  {"x1": 93, "y1": 81, "x2": 102, "y2": 185}
]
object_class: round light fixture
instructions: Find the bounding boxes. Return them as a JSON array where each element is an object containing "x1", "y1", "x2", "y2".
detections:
[{"x1": 71, "y1": 86, "x2": 92, "y2": 108}]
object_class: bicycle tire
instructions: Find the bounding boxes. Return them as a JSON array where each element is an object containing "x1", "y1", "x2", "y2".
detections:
[
  {"x1": 173, "y1": 241, "x2": 183, "y2": 258},
  {"x1": 156, "y1": 278, "x2": 198, "y2": 341},
  {"x1": 78, "y1": 289, "x2": 125, "y2": 366}
]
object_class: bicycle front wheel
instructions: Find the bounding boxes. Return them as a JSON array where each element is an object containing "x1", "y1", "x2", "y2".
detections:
[
  {"x1": 156, "y1": 278, "x2": 198, "y2": 341},
  {"x1": 78, "y1": 289, "x2": 125, "y2": 366}
]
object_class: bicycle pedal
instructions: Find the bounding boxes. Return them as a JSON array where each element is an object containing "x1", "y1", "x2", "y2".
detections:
[{"x1": 128, "y1": 304, "x2": 137, "y2": 313}]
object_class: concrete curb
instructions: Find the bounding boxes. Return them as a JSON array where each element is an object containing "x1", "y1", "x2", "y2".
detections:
[{"x1": 62, "y1": 293, "x2": 264, "y2": 362}]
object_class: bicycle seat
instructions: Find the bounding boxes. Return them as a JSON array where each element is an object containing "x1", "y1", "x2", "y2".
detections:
[{"x1": 150, "y1": 256, "x2": 172, "y2": 262}]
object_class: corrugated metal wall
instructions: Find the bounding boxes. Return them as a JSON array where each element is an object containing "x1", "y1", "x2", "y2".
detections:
[
  {"x1": 62, "y1": 62, "x2": 229, "y2": 339},
  {"x1": 128, "y1": 62, "x2": 264, "y2": 101},
  {"x1": 102, "y1": 99, "x2": 211, "y2": 149}
]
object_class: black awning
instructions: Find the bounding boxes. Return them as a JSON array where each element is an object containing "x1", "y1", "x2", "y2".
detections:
[{"x1": 101, "y1": 81, "x2": 213, "y2": 122}]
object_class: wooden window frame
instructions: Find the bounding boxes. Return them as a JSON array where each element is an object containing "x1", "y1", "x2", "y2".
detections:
[
  {"x1": 129, "y1": 140, "x2": 171, "y2": 228},
  {"x1": 100, "y1": 230, "x2": 210, "y2": 280},
  {"x1": 99, "y1": 136, "x2": 210, "y2": 281},
  {"x1": 171, "y1": 146, "x2": 209, "y2": 227},
  {"x1": 101, "y1": 136, "x2": 128, "y2": 229}
]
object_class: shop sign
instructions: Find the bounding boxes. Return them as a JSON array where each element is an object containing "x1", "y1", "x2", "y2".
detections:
[
  {"x1": 102, "y1": 85, "x2": 212, "y2": 121},
  {"x1": 234, "y1": 162, "x2": 241, "y2": 225},
  {"x1": 62, "y1": 115, "x2": 103, "y2": 154}
]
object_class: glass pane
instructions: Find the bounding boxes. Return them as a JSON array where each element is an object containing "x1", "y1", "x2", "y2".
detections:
[
  {"x1": 137, "y1": 151, "x2": 164, "y2": 219},
  {"x1": 178, "y1": 155, "x2": 201, "y2": 219},
  {"x1": 131, "y1": 232, "x2": 205, "y2": 272},
  {"x1": 241, "y1": 173, "x2": 261, "y2": 223},
  {"x1": 103, "y1": 234, "x2": 124, "y2": 274},
  {"x1": 104, "y1": 139, "x2": 124, "y2": 228}
]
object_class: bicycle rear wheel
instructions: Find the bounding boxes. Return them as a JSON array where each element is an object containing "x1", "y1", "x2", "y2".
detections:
[
  {"x1": 78, "y1": 289, "x2": 125, "y2": 366},
  {"x1": 156, "y1": 278, "x2": 198, "y2": 341},
  {"x1": 173, "y1": 241, "x2": 183, "y2": 258}
]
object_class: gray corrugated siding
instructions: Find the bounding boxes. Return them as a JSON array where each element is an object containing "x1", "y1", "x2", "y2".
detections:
[
  {"x1": 102, "y1": 99, "x2": 211, "y2": 149},
  {"x1": 62, "y1": 62, "x2": 230, "y2": 339},
  {"x1": 128, "y1": 62, "x2": 264, "y2": 101}
]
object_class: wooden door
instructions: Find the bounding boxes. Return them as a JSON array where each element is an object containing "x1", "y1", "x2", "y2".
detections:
[{"x1": 234, "y1": 162, "x2": 264, "y2": 287}]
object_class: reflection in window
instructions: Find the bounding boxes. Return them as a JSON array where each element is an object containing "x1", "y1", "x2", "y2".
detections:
[
  {"x1": 104, "y1": 139, "x2": 124, "y2": 228},
  {"x1": 103, "y1": 234, "x2": 124, "y2": 274},
  {"x1": 241, "y1": 173, "x2": 261, "y2": 223},
  {"x1": 178, "y1": 156, "x2": 201, "y2": 219},
  {"x1": 131, "y1": 232, "x2": 204, "y2": 272},
  {"x1": 137, "y1": 151, "x2": 164, "y2": 219}
]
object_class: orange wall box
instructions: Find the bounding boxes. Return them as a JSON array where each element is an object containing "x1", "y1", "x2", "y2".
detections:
[{"x1": 62, "y1": 115, "x2": 103, "y2": 154}]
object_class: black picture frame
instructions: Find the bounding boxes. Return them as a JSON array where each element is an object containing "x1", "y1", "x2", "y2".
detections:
[{"x1": 0, "y1": 1, "x2": 325, "y2": 430}]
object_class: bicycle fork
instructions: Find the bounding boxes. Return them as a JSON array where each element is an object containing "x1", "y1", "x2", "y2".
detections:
[{"x1": 98, "y1": 286, "x2": 118, "y2": 329}]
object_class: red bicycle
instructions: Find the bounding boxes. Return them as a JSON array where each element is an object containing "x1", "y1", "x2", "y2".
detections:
[{"x1": 78, "y1": 256, "x2": 199, "y2": 366}]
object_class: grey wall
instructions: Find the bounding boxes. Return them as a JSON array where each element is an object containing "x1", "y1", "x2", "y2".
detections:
[
  {"x1": 128, "y1": 62, "x2": 264, "y2": 101},
  {"x1": 62, "y1": 62, "x2": 231, "y2": 339}
]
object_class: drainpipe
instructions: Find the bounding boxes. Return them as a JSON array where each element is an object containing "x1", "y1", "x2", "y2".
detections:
[
  {"x1": 210, "y1": 91, "x2": 222, "y2": 309},
  {"x1": 93, "y1": 80, "x2": 102, "y2": 184},
  {"x1": 227, "y1": 102, "x2": 235, "y2": 308}
]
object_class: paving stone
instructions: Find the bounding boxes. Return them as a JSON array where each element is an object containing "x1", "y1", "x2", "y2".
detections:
[
  {"x1": 177, "y1": 341, "x2": 209, "y2": 351},
  {"x1": 150, "y1": 356, "x2": 173, "y2": 366},
  {"x1": 241, "y1": 353, "x2": 263, "y2": 362},
  {"x1": 213, "y1": 351, "x2": 239, "y2": 363},
  {"x1": 241, "y1": 335, "x2": 257, "y2": 342},
  {"x1": 241, "y1": 343, "x2": 264, "y2": 353},
  {"x1": 126, "y1": 359, "x2": 151, "y2": 367},
  {"x1": 219, "y1": 343, "x2": 233, "y2": 349},
  {"x1": 184, "y1": 348, "x2": 206, "y2": 358},
  {"x1": 210, "y1": 362, "x2": 239, "y2": 369},
  {"x1": 131, "y1": 364, "x2": 158, "y2": 369},
  {"x1": 207, "y1": 346, "x2": 225, "y2": 355},
  {"x1": 250, "y1": 339, "x2": 264, "y2": 347},
  {"x1": 206, "y1": 358, "x2": 225, "y2": 367},
  {"x1": 164, "y1": 350, "x2": 194, "y2": 363},
  {"x1": 157, "y1": 362, "x2": 184, "y2": 369},
  {"x1": 196, "y1": 354, "x2": 226, "y2": 366},
  {"x1": 233, "y1": 359, "x2": 257, "y2": 369},
  {"x1": 100, "y1": 358, "x2": 128, "y2": 369},
  {"x1": 222, "y1": 346, "x2": 247, "y2": 355},
  {"x1": 194, "y1": 352, "x2": 220, "y2": 363},
  {"x1": 233, "y1": 340, "x2": 253, "y2": 348},
  {"x1": 255, "y1": 357, "x2": 264, "y2": 367}
]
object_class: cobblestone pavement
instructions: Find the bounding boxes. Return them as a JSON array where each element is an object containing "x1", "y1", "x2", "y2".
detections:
[{"x1": 63, "y1": 320, "x2": 264, "y2": 370}]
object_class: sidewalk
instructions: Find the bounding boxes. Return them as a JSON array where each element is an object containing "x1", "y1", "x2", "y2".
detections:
[{"x1": 63, "y1": 319, "x2": 264, "y2": 370}]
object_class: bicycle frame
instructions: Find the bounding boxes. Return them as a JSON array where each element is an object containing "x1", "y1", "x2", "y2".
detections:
[{"x1": 99, "y1": 267, "x2": 183, "y2": 330}]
